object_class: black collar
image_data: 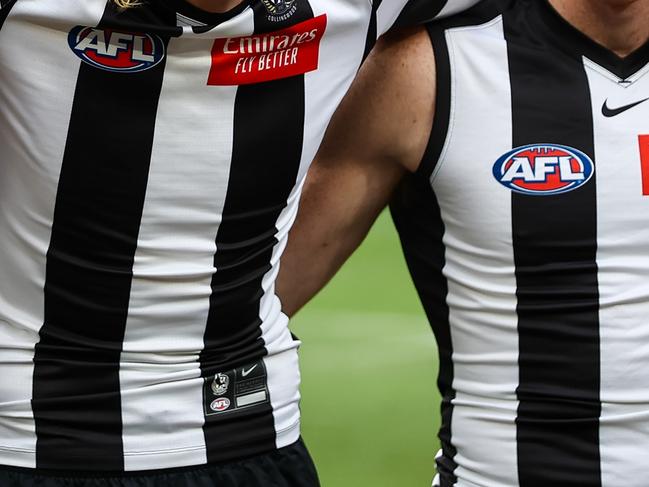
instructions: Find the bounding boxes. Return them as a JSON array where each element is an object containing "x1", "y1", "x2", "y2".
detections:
[
  {"x1": 163, "y1": 0, "x2": 253, "y2": 26},
  {"x1": 535, "y1": 0, "x2": 649, "y2": 80}
]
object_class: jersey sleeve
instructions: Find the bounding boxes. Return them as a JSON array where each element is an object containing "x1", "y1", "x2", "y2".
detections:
[{"x1": 376, "y1": 0, "x2": 481, "y2": 36}]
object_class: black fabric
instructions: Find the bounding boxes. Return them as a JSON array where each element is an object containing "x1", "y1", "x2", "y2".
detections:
[
  {"x1": 504, "y1": 4, "x2": 602, "y2": 486},
  {"x1": 0, "y1": 0, "x2": 18, "y2": 31},
  {"x1": 393, "y1": 0, "x2": 447, "y2": 30},
  {"x1": 362, "y1": 0, "x2": 381, "y2": 62},
  {"x1": 536, "y1": 0, "x2": 649, "y2": 81},
  {"x1": 418, "y1": 22, "x2": 451, "y2": 180},
  {"x1": 32, "y1": 2, "x2": 173, "y2": 471},
  {"x1": 199, "y1": 0, "x2": 314, "y2": 464},
  {"x1": 390, "y1": 175, "x2": 456, "y2": 486},
  {"x1": 0, "y1": 439, "x2": 319, "y2": 487},
  {"x1": 162, "y1": 0, "x2": 252, "y2": 26}
]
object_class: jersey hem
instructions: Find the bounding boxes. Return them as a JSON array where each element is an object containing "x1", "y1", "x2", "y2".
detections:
[{"x1": 0, "y1": 419, "x2": 301, "y2": 472}]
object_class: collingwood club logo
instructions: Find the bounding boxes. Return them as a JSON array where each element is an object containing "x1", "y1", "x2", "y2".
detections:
[
  {"x1": 211, "y1": 373, "x2": 229, "y2": 396},
  {"x1": 261, "y1": 0, "x2": 298, "y2": 21}
]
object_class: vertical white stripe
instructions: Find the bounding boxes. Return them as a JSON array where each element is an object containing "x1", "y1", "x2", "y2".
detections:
[
  {"x1": 434, "y1": 18, "x2": 520, "y2": 487},
  {"x1": 119, "y1": 13, "x2": 255, "y2": 471},
  {"x1": 585, "y1": 60, "x2": 649, "y2": 487},
  {"x1": 0, "y1": 0, "x2": 105, "y2": 468}
]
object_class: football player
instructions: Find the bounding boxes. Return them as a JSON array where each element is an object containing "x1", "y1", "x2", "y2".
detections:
[
  {"x1": 0, "y1": 0, "x2": 479, "y2": 486},
  {"x1": 278, "y1": 0, "x2": 649, "y2": 485}
]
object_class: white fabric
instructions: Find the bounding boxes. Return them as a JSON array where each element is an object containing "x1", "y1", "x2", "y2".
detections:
[
  {"x1": 433, "y1": 17, "x2": 520, "y2": 487},
  {"x1": 585, "y1": 57, "x2": 649, "y2": 487}
]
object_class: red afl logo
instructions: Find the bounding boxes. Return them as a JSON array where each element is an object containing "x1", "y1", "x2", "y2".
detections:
[
  {"x1": 68, "y1": 26, "x2": 165, "y2": 73},
  {"x1": 493, "y1": 144, "x2": 594, "y2": 196},
  {"x1": 210, "y1": 398, "x2": 231, "y2": 412}
]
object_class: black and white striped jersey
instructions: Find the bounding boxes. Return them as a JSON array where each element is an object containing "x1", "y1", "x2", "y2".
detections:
[
  {"x1": 0, "y1": 0, "x2": 478, "y2": 473},
  {"x1": 391, "y1": 1, "x2": 649, "y2": 486}
]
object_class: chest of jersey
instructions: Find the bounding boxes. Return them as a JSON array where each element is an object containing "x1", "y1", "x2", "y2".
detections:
[
  {"x1": 433, "y1": 17, "x2": 649, "y2": 276},
  {"x1": 409, "y1": 10, "x2": 649, "y2": 486}
]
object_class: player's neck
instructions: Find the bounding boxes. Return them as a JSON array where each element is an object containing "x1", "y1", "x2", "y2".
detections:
[
  {"x1": 549, "y1": 0, "x2": 649, "y2": 57},
  {"x1": 185, "y1": 0, "x2": 244, "y2": 13}
]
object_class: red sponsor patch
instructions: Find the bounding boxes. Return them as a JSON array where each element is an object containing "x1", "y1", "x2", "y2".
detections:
[
  {"x1": 208, "y1": 14, "x2": 327, "y2": 86},
  {"x1": 638, "y1": 135, "x2": 649, "y2": 196}
]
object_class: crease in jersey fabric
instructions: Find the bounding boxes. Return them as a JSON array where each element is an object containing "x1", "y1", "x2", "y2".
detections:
[
  {"x1": 32, "y1": 1, "x2": 173, "y2": 471},
  {"x1": 198, "y1": 0, "x2": 314, "y2": 463},
  {"x1": 504, "y1": 3, "x2": 602, "y2": 485}
]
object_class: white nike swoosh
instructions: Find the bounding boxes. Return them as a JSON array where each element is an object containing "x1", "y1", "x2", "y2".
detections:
[{"x1": 241, "y1": 364, "x2": 258, "y2": 377}]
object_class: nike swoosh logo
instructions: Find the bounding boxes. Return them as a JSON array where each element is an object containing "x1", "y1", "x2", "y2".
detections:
[
  {"x1": 602, "y1": 97, "x2": 649, "y2": 117},
  {"x1": 241, "y1": 364, "x2": 258, "y2": 377}
]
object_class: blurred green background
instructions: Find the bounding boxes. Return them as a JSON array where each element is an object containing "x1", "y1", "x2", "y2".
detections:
[{"x1": 291, "y1": 211, "x2": 442, "y2": 487}]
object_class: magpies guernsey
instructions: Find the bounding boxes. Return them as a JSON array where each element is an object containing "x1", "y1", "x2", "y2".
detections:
[
  {"x1": 390, "y1": 0, "x2": 649, "y2": 485},
  {"x1": 0, "y1": 0, "x2": 478, "y2": 482}
]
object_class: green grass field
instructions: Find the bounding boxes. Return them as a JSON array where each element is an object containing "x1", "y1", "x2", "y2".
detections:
[{"x1": 291, "y1": 211, "x2": 442, "y2": 487}]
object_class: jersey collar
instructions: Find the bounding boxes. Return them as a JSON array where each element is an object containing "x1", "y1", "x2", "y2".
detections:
[{"x1": 535, "y1": 0, "x2": 649, "y2": 81}]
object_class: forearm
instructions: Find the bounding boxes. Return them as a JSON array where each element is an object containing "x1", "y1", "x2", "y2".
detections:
[{"x1": 277, "y1": 165, "x2": 391, "y2": 317}]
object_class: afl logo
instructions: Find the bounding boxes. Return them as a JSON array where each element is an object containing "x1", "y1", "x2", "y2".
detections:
[
  {"x1": 210, "y1": 398, "x2": 231, "y2": 412},
  {"x1": 68, "y1": 26, "x2": 165, "y2": 73},
  {"x1": 493, "y1": 144, "x2": 594, "y2": 196}
]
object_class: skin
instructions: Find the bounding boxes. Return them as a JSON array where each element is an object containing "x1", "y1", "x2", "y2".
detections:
[
  {"x1": 550, "y1": 0, "x2": 649, "y2": 57},
  {"x1": 186, "y1": 0, "x2": 245, "y2": 13},
  {"x1": 276, "y1": 0, "x2": 649, "y2": 317}
]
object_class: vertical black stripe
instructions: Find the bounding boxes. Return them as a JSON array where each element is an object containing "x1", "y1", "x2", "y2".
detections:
[
  {"x1": 32, "y1": 3, "x2": 171, "y2": 470},
  {"x1": 417, "y1": 23, "x2": 451, "y2": 180},
  {"x1": 199, "y1": 1, "x2": 313, "y2": 462},
  {"x1": 393, "y1": 0, "x2": 447, "y2": 30},
  {"x1": 504, "y1": 11, "x2": 601, "y2": 487},
  {"x1": 0, "y1": 0, "x2": 18, "y2": 31},
  {"x1": 364, "y1": 0, "x2": 449, "y2": 61},
  {"x1": 390, "y1": 175, "x2": 457, "y2": 486},
  {"x1": 362, "y1": 0, "x2": 381, "y2": 62}
]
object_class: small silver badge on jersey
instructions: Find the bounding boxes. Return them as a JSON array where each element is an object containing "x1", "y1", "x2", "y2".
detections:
[
  {"x1": 493, "y1": 144, "x2": 594, "y2": 196},
  {"x1": 210, "y1": 373, "x2": 230, "y2": 396},
  {"x1": 261, "y1": 0, "x2": 298, "y2": 22},
  {"x1": 203, "y1": 360, "x2": 270, "y2": 416},
  {"x1": 68, "y1": 26, "x2": 165, "y2": 73}
]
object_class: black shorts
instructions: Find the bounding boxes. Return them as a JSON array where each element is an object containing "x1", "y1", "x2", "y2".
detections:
[{"x1": 0, "y1": 438, "x2": 320, "y2": 487}]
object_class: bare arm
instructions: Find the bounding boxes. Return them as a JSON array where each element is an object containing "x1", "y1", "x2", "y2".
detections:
[{"x1": 277, "y1": 26, "x2": 436, "y2": 317}]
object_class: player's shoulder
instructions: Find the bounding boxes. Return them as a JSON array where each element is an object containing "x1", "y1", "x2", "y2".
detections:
[{"x1": 375, "y1": 25, "x2": 432, "y2": 60}]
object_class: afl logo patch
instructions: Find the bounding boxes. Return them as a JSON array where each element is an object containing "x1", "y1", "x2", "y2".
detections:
[
  {"x1": 68, "y1": 26, "x2": 165, "y2": 73},
  {"x1": 493, "y1": 144, "x2": 594, "y2": 196},
  {"x1": 210, "y1": 398, "x2": 231, "y2": 412}
]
